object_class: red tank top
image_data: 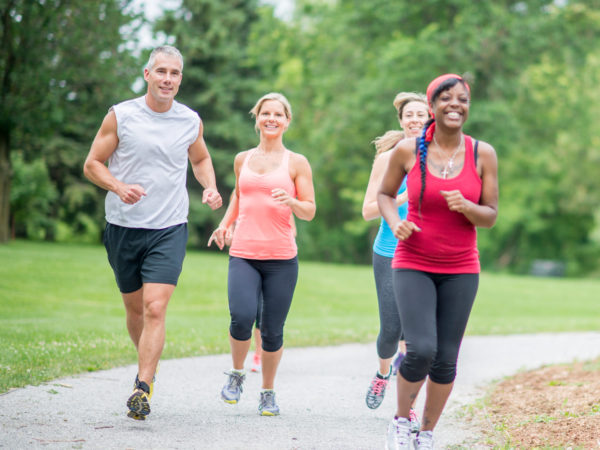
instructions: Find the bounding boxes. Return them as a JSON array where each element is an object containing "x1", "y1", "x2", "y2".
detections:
[
  {"x1": 392, "y1": 135, "x2": 482, "y2": 273},
  {"x1": 229, "y1": 149, "x2": 297, "y2": 260}
]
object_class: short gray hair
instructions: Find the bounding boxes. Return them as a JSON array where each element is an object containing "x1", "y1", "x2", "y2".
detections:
[{"x1": 145, "y1": 45, "x2": 184, "y2": 71}]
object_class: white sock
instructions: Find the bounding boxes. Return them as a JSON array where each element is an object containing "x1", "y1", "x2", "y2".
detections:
[{"x1": 377, "y1": 368, "x2": 391, "y2": 379}]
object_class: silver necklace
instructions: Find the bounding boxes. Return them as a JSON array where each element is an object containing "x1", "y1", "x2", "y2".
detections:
[{"x1": 433, "y1": 134, "x2": 464, "y2": 179}]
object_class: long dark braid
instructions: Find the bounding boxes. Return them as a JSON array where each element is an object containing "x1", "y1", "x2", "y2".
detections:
[{"x1": 418, "y1": 118, "x2": 435, "y2": 216}]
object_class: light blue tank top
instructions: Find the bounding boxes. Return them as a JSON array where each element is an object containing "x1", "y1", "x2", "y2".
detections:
[{"x1": 373, "y1": 178, "x2": 408, "y2": 257}]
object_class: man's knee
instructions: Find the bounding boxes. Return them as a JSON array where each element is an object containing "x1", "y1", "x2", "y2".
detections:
[
  {"x1": 142, "y1": 284, "x2": 174, "y2": 318},
  {"x1": 144, "y1": 300, "x2": 168, "y2": 322}
]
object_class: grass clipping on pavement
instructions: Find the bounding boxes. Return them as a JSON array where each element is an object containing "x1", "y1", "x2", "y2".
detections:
[{"x1": 470, "y1": 357, "x2": 600, "y2": 448}]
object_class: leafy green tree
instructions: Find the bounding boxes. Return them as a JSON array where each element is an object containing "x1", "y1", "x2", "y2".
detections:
[
  {"x1": 0, "y1": 0, "x2": 141, "y2": 242},
  {"x1": 484, "y1": 50, "x2": 600, "y2": 274},
  {"x1": 154, "y1": 0, "x2": 275, "y2": 246},
  {"x1": 5, "y1": 0, "x2": 600, "y2": 274},
  {"x1": 264, "y1": 0, "x2": 600, "y2": 272},
  {"x1": 9, "y1": 152, "x2": 58, "y2": 239}
]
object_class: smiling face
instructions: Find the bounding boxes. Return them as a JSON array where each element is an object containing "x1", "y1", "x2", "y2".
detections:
[
  {"x1": 399, "y1": 101, "x2": 429, "y2": 138},
  {"x1": 144, "y1": 53, "x2": 183, "y2": 112},
  {"x1": 431, "y1": 82, "x2": 470, "y2": 129},
  {"x1": 256, "y1": 99, "x2": 290, "y2": 138}
]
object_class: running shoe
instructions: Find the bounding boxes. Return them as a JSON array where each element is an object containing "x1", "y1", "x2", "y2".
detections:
[
  {"x1": 415, "y1": 430, "x2": 434, "y2": 449},
  {"x1": 365, "y1": 371, "x2": 390, "y2": 409},
  {"x1": 221, "y1": 370, "x2": 245, "y2": 404},
  {"x1": 392, "y1": 351, "x2": 405, "y2": 376},
  {"x1": 258, "y1": 390, "x2": 280, "y2": 416},
  {"x1": 385, "y1": 416, "x2": 412, "y2": 450},
  {"x1": 127, "y1": 376, "x2": 149, "y2": 421},
  {"x1": 133, "y1": 361, "x2": 160, "y2": 399},
  {"x1": 127, "y1": 362, "x2": 160, "y2": 420},
  {"x1": 409, "y1": 408, "x2": 421, "y2": 433},
  {"x1": 126, "y1": 380, "x2": 151, "y2": 420},
  {"x1": 250, "y1": 352, "x2": 261, "y2": 373},
  {"x1": 127, "y1": 411, "x2": 145, "y2": 420}
]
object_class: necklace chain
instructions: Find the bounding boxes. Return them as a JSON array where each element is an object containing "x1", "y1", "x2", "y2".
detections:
[{"x1": 433, "y1": 134, "x2": 464, "y2": 179}]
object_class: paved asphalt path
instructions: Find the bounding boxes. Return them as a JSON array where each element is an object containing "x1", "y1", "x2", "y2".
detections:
[{"x1": 1, "y1": 332, "x2": 600, "y2": 449}]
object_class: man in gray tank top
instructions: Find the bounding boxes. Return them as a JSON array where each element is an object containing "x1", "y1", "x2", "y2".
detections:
[{"x1": 83, "y1": 45, "x2": 222, "y2": 420}]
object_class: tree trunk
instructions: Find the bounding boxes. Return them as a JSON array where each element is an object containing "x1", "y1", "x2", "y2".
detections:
[{"x1": 0, "y1": 130, "x2": 11, "y2": 243}]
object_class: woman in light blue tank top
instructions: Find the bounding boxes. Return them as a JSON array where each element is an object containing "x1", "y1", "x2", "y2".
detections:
[
  {"x1": 361, "y1": 92, "x2": 429, "y2": 427},
  {"x1": 373, "y1": 178, "x2": 408, "y2": 257}
]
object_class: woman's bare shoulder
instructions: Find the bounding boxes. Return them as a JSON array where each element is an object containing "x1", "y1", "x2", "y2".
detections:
[{"x1": 288, "y1": 150, "x2": 311, "y2": 167}]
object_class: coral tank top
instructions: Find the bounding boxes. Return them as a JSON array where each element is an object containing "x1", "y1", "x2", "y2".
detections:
[{"x1": 229, "y1": 149, "x2": 297, "y2": 260}]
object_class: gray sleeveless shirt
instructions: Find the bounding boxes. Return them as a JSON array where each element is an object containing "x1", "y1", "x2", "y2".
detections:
[{"x1": 105, "y1": 96, "x2": 200, "y2": 229}]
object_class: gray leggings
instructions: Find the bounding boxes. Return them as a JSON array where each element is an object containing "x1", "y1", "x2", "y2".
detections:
[
  {"x1": 228, "y1": 256, "x2": 298, "y2": 352},
  {"x1": 393, "y1": 269, "x2": 479, "y2": 384},
  {"x1": 373, "y1": 252, "x2": 402, "y2": 359}
]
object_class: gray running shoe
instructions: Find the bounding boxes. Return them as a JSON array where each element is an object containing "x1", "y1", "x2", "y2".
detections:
[
  {"x1": 409, "y1": 408, "x2": 421, "y2": 433},
  {"x1": 415, "y1": 430, "x2": 434, "y2": 449},
  {"x1": 258, "y1": 390, "x2": 280, "y2": 416},
  {"x1": 385, "y1": 417, "x2": 412, "y2": 450},
  {"x1": 365, "y1": 372, "x2": 390, "y2": 409},
  {"x1": 221, "y1": 370, "x2": 245, "y2": 404}
]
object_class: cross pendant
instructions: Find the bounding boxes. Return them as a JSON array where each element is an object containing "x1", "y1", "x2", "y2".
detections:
[{"x1": 441, "y1": 167, "x2": 449, "y2": 178}]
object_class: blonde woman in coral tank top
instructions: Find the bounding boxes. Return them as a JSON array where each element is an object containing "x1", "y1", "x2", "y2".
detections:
[{"x1": 208, "y1": 93, "x2": 316, "y2": 416}]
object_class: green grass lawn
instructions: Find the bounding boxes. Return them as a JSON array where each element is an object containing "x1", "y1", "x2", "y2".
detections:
[{"x1": 1, "y1": 240, "x2": 599, "y2": 393}]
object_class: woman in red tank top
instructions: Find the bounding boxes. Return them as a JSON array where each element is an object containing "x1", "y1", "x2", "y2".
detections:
[
  {"x1": 377, "y1": 75, "x2": 498, "y2": 448},
  {"x1": 208, "y1": 93, "x2": 316, "y2": 416}
]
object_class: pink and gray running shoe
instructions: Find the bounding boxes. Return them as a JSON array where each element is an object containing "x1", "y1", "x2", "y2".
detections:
[{"x1": 366, "y1": 372, "x2": 390, "y2": 409}]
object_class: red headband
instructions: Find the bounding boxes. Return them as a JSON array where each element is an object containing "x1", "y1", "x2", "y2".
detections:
[
  {"x1": 426, "y1": 74, "x2": 470, "y2": 117},
  {"x1": 423, "y1": 74, "x2": 470, "y2": 142}
]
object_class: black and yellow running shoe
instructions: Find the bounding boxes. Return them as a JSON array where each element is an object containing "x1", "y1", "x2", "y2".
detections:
[
  {"x1": 132, "y1": 362, "x2": 159, "y2": 400},
  {"x1": 126, "y1": 380, "x2": 151, "y2": 420},
  {"x1": 127, "y1": 362, "x2": 159, "y2": 420}
]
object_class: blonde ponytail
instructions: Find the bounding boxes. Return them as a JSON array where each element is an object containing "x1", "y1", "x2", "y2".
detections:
[{"x1": 372, "y1": 130, "x2": 405, "y2": 158}]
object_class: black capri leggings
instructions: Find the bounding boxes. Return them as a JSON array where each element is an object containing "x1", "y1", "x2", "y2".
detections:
[
  {"x1": 393, "y1": 269, "x2": 479, "y2": 384},
  {"x1": 228, "y1": 256, "x2": 298, "y2": 352}
]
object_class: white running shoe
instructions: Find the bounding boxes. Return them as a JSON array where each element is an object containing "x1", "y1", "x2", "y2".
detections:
[
  {"x1": 258, "y1": 390, "x2": 280, "y2": 416},
  {"x1": 415, "y1": 430, "x2": 434, "y2": 449},
  {"x1": 385, "y1": 416, "x2": 412, "y2": 450},
  {"x1": 220, "y1": 370, "x2": 245, "y2": 404}
]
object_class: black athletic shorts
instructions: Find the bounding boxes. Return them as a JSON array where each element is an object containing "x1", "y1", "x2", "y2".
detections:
[{"x1": 103, "y1": 223, "x2": 188, "y2": 293}]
